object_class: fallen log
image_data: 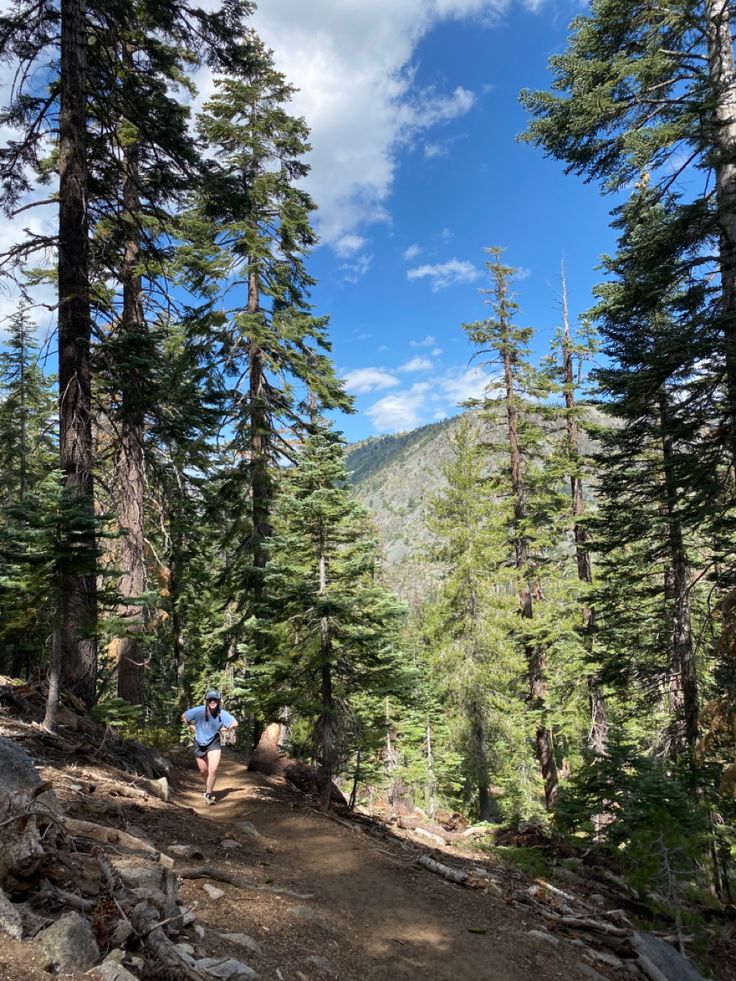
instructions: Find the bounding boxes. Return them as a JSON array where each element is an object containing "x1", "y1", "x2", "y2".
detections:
[
  {"x1": 416, "y1": 854, "x2": 469, "y2": 884},
  {"x1": 176, "y1": 865, "x2": 313, "y2": 899},
  {"x1": 63, "y1": 817, "x2": 174, "y2": 868}
]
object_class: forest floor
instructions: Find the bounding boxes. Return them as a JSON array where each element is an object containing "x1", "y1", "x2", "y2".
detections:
[{"x1": 0, "y1": 702, "x2": 733, "y2": 981}]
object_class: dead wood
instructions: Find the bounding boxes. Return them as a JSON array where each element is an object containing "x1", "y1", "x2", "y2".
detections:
[
  {"x1": 176, "y1": 865, "x2": 314, "y2": 899},
  {"x1": 33, "y1": 880, "x2": 96, "y2": 913},
  {"x1": 248, "y1": 723, "x2": 347, "y2": 806},
  {"x1": 63, "y1": 816, "x2": 173, "y2": 867},
  {"x1": 130, "y1": 901, "x2": 209, "y2": 980},
  {"x1": 416, "y1": 854, "x2": 469, "y2": 884}
]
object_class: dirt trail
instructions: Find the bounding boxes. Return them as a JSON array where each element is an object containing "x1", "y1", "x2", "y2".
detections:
[{"x1": 165, "y1": 753, "x2": 596, "y2": 981}]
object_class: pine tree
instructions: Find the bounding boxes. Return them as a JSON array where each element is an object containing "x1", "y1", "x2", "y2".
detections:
[
  {"x1": 424, "y1": 416, "x2": 528, "y2": 819},
  {"x1": 521, "y1": 0, "x2": 736, "y2": 479},
  {"x1": 194, "y1": 35, "x2": 350, "y2": 626},
  {"x1": 0, "y1": 306, "x2": 58, "y2": 676},
  {"x1": 263, "y1": 422, "x2": 407, "y2": 807}
]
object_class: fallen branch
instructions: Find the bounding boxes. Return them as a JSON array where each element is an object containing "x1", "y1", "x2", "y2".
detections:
[
  {"x1": 130, "y1": 901, "x2": 209, "y2": 980},
  {"x1": 176, "y1": 865, "x2": 313, "y2": 899},
  {"x1": 417, "y1": 854, "x2": 469, "y2": 884}
]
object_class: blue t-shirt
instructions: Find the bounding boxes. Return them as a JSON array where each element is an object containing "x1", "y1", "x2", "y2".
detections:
[{"x1": 184, "y1": 705, "x2": 236, "y2": 745}]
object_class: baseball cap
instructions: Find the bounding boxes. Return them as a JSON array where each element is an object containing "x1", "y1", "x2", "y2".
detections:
[{"x1": 205, "y1": 689, "x2": 221, "y2": 701}]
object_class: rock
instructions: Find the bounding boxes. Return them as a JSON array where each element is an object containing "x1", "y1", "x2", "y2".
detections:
[
  {"x1": 130, "y1": 887, "x2": 168, "y2": 907},
  {"x1": 90, "y1": 957, "x2": 139, "y2": 981},
  {"x1": 0, "y1": 887, "x2": 23, "y2": 939},
  {"x1": 307, "y1": 955, "x2": 337, "y2": 977},
  {"x1": 528, "y1": 929, "x2": 559, "y2": 946},
  {"x1": 170, "y1": 844, "x2": 204, "y2": 859},
  {"x1": 238, "y1": 822, "x2": 264, "y2": 841},
  {"x1": 36, "y1": 911, "x2": 100, "y2": 973},
  {"x1": 632, "y1": 932, "x2": 706, "y2": 981},
  {"x1": 288, "y1": 905, "x2": 326, "y2": 928},
  {"x1": 179, "y1": 905, "x2": 197, "y2": 927},
  {"x1": 203, "y1": 883, "x2": 225, "y2": 900},
  {"x1": 109, "y1": 920, "x2": 134, "y2": 946},
  {"x1": 176, "y1": 942, "x2": 195, "y2": 956},
  {"x1": 221, "y1": 934, "x2": 263, "y2": 957},
  {"x1": 221, "y1": 839, "x2": 241, "y2": 850},
  {"x1": 580, "y1": 966, "x2": 609, "y2": 981},
  {"x1": 194, "y1": 923, "x2": 206, "y2": 940},
  {"x1": 111, "y1": 858, "x2": 165, "y2": 893},
  {"x1": 194, "y1": 955, "x2": 259, "y2": 979}
]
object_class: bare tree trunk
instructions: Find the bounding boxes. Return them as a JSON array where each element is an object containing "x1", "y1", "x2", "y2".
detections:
[
  {"x1": 560, "y1": 263, "x2": 607, "y2": 754},
  {"x1": 58, "y1": 0, "x2": 97, "y2": 708},
  {"x1": 115, "y1": 108, "x2": 146, "y2": 705},
  {"x1": 705, "y1": 0, "x2": 736, "y2": 476}
]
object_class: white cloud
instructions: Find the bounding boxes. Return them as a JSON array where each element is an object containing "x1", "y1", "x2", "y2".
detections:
[
  {"x1": 403, "y1": 242, "x2": 422, "y2": 261},
  {"x1": 250, "y1": 1, "x2": 503, "y2": 248},
  {"x1": 407, "y1": 258, "x2": 480, "y2": 291},
  {"x1": 431, "y1": 347, "x2": 443, "y2": 356},
  {"x1": 400, "y1": 356, "x2": 433, "y2": 372},
  {"x1": 410, "y1": 334, "x2": 437, "y2": 348},
  {"x1": 335, "y1": 233, "x2": 367, "y2": 257},
  {"x1": 366, "y1": 381, "x2": 432, "y2": 432},
  {"x1": 439, "y1": 365, "x2": 501, "y2": 404},
  {"x1": 343, "y1": 367, "x2": 400, "y2": 394}
]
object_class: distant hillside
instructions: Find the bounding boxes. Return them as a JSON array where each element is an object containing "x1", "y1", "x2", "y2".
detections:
[{"x1": 346, "y1": 405, "x2": 607, "y2": 603}]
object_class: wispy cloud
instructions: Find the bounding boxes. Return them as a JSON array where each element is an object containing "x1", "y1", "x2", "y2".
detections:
[
  {"x1": 410, "y1": 334, "x2": 437, "y2": 348},
  {"x1": 343, "y1": 367, "x2": 400, "y2": 394},
  {"x1": 366, "y1": 382, "x2": 432, "y2": 432},
  {"x1": 340, "y1": 253, "x2": 373, "y2": 283},
  {"x1": 439, "y1": 365, "x2": 501, "y2": 404},
  {"x1": 424, "y1": 141, "x2": 448, "y2": 159},
  {"x1": 400, "y1": 356, "x2": 433, "y2": 372},
  {"x1": 403, "y1": 242, "x2": 422, "y2": 261},
  {"x1": 407, "y1": 258, "x2": 480, "y2": 292}
]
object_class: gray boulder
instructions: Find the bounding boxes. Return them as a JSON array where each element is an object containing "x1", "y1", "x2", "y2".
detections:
[
  {"x1": 194, "y1": 955, "x2": 259, "y2": 979},
  {"x1": 36, "y1": 911, "x2": 100, "y2": 973},
  {"x1": 632, "y1": 932, "x2": 706, "y2": 981}
]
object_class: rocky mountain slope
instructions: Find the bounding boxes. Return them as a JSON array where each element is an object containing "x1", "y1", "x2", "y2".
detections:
[{"x1": 346, "y1": 406, "x2": 607, "y2": 603}]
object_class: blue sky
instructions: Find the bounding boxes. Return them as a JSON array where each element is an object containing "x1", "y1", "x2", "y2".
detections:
[{"x1": 250, "y1": 0, "x2": 617, "y2": 442}]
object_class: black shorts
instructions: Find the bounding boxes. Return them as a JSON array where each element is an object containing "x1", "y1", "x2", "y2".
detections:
[{"x1": 194, "y1": 735, "x2": 221, "y2": 759}]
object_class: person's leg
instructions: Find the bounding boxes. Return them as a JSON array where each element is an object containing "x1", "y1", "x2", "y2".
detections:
[
  {"x1": 195, "y1": 756, "x2": 208, "y2": 787},
  {"x1": 204, "y1": 747, "x2": 222, "y2": 795}
]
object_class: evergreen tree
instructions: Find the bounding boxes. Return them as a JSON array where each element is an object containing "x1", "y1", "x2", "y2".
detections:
[
  {"x1": 0, "y1": 306, "x2": 57, "y2": 676},
  {"x1": 521, "y1": 0, "x2": 736, "y2": 479},
  {"x1": 263, "y1": 422, "x2": 408, "y2": 807},
  {"x1": 194, "y1": 35, "x2": 351, "y2": 630}
]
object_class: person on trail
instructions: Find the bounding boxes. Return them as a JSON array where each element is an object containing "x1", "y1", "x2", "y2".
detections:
[{"x1": 181, "y1": 689, "x2": 238, "y2": 805}]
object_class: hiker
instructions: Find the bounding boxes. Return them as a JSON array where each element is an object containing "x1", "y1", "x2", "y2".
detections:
[{"x1": 181, "y1": 689, "x2": 238, "y2": 805}]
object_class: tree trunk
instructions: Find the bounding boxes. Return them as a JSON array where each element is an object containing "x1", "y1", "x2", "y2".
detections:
[
  {"x1": 58, "y1": 0, "x2": 97, "y2": 707},
  {"x1": 247, "y1": 267, "x2": 272, "y2": 590},
  {"x1": 560, "y1": 263, "x2": 607, "y2": 754},
  {"x1": 115, "y1": 111, "x2": 146, "y2": 706},
  {"x1": 502, "y1": 335, "x2": 558, "y2": 808},
  {"x1": 658, "y1": 388, "x2": 699, "y2": 750},
  {"x1": 317, "y1": 550, "x2": 336, "y2": 809},
  {"x1": 705, "y1": 0, "x2": 736, "y2": 476}
]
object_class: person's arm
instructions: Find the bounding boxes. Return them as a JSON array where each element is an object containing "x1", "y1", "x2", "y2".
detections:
[
  {"x1": 220, "y1": 710, "x2": 238, "y2": 731},
  {"x1": 182, "y1": 707, "x2": 197, "y2": 733}
]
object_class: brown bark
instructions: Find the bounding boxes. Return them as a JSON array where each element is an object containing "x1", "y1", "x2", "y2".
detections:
[
  {"x1": 560, "y1": 263, "x2": 607, "y2": 754},
  {"x1": 658, "y1": 388, "x2": 699, "y2": 750},
  {"x1": 58, "y1": 0, "x2": 97, "y2": 708},
  {"x1": 247, "y1": 267, "x2": 272, "y2": 587},
  {"x1": 705, "y1": 0, "x2": 736, "y2": 476},
  {"x1": 496, "y1": 257, "x2": 557, "y2": 808},
  {"x1": 115, "y1": 104, "x2": 146, "y2": 706},
  {"x1": 317, "y1": 551, "x2": 336, "y2": 808}
]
